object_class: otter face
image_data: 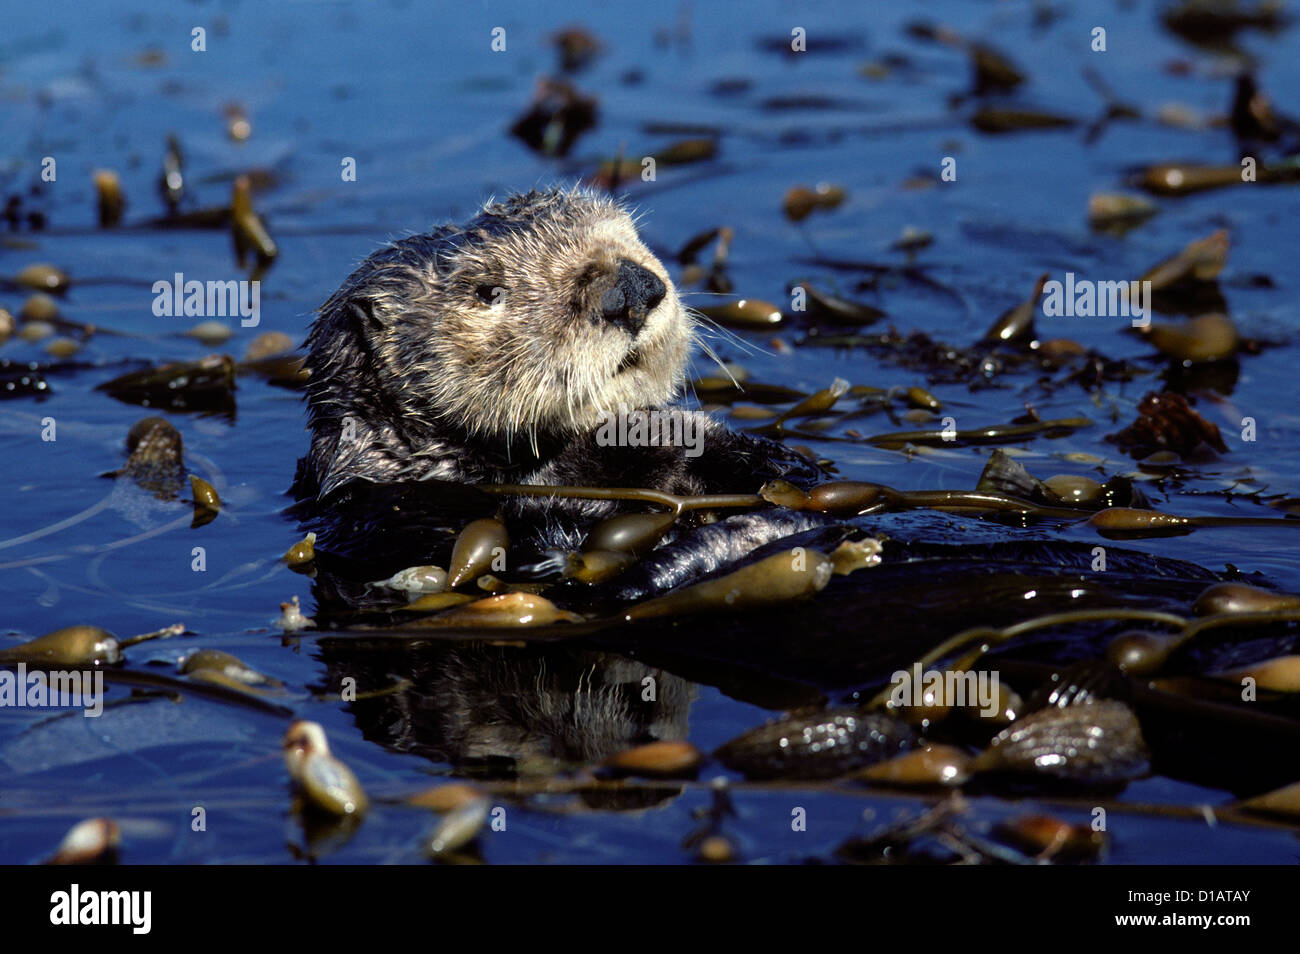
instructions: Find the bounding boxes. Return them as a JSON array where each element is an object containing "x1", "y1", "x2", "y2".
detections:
[{"x1": 351, "y1": 188, "x2": 692, "y2": 443}]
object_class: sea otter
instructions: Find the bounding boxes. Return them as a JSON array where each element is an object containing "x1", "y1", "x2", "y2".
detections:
[
  {"x1": 293, "y1": 186, "x2": 828, "y2": 574},
  {"x1": 291, "y1": 188, "x2": 1254, "y2": 780}
]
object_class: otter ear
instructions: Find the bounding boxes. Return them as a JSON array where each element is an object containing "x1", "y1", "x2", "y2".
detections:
[{"x1": 345, "y1": 296, "x2": 394, "y2": 331}]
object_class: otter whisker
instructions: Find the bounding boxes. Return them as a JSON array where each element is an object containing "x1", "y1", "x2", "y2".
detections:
[
  {"x1": 692, "y1": 338, "x2": 738, "y2": 388},
  {"x1": 686, "y1": 307, "x2": 766, "y2": 361}
]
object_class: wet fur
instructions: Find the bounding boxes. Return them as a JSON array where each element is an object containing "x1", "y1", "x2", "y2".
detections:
[{"x1": 294, "y1": 186, "x2": 824, "y2": 565}]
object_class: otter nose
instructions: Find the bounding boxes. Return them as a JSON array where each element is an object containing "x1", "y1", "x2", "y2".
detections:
[{"x1": 600, "y1": 259, "x2": 666, "y2": 337}]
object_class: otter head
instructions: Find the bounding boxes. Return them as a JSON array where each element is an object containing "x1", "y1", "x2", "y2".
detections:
[
  {"x1": 431, "y1": 188, "x2": 690, "y2": 436},
  {"x1": 307, "y1": 188, "x2": 691, "y2": 485}
]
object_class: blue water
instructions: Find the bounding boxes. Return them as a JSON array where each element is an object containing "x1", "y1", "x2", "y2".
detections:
[{"x1": 1, "y1": 0, "x2": 1299, "y2": 863}]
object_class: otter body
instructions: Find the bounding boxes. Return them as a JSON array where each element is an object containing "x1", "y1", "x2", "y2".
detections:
[
  {"x1": 293, "y1": 190, "x2": 1243, "y2": 777},
  {"x1": 295, "y1": 187, "x2": 819, "y2": 564}
]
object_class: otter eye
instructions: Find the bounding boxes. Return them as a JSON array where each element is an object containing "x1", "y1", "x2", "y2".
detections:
[
  {"x1": 476, "y1": 284, "x2": 504, "y2": 305},
  {"x1": 574, "y1": 264, "x2": 603, "y2": 288}
]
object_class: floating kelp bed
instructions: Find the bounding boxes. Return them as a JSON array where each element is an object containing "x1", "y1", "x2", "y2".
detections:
[{"x1": 4, "y1": 0, "x2": 1300, "y2": 865}]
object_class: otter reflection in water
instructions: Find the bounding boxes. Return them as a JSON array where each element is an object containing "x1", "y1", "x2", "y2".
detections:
[{"x1": 314, "y1": 638, "x2": 696, "y2": 774}]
